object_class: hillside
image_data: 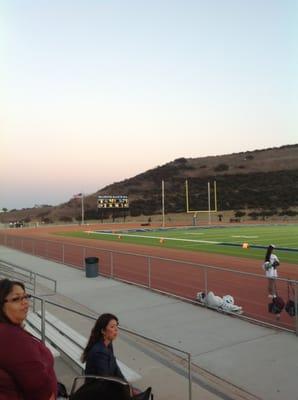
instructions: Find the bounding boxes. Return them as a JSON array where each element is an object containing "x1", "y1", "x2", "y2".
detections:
[{"x1": 1, "y1": 144, "x2": 298, "y2": 223}]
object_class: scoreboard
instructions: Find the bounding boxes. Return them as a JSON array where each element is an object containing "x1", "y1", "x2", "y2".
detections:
[{"x1": 97, "y1": 195, "x2": 129, "y2": 209}]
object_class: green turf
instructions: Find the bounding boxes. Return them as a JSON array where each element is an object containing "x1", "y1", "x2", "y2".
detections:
[{"x1": 56, "y1": 224, "x2": 298, "y2": 264}]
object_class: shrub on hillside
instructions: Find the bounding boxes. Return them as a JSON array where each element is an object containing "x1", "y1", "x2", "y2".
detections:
[
  {"x1": 279, "y1": 209, "x2": 297, "y2": 216},
  {"x1": 59, "y1": 216, "x2": 72, "y2": 222},
  {"x1": 248, "y1": 212, "x2": 259, "y2": 220},
  {"x1": 234, "y1": 211, "x2": 246, "y2": 218},
  {"x1": 214, "y1": 163, "x2": 229, "y2": 172},
  {"x1": 42, "y1": 217, "x2": 53, "y2": 224},
  {"x1": 37, "y1": 211, "x2": 50, "y2": 218}
]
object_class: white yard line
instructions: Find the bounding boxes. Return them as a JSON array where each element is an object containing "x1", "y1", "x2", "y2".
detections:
[
  {"x1": 232, "y1": 235, "x2": 259, "y2": 238},
  {"x1": 184, "y1": 232, "x2": 204, "y2": 235},
  {"x1": 89, "y1": 231, "x2": 220, "y2": 245}
]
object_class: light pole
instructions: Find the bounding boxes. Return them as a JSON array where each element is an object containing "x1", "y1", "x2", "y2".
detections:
[
  {"x1": 162, "y1": 180, "x2": 165, "y2": 228},
  {"x1": 81, "y1": 194, "x2": 85, "y2": 225},
  {"x1": 73, "y1": 193, "x2": 85, "y2": 225}
]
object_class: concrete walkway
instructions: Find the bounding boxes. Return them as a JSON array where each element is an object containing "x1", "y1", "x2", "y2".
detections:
[{"x1": 0, "y1": 245, "x2": 297, "y2": 400}]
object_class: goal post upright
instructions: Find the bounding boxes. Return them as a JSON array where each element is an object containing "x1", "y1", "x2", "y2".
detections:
[
  {"x1": 185, "y1": 179, "x2": 190, "y2": 213},
  {"x1": 185, "y1": 180, "x2": 218, "y2": 223},
  {"x1": 214, "y1": 180, "x2": 217, "y2": 212}
]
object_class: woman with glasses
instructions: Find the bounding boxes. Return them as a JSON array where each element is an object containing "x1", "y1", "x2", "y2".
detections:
[{"x1": 0, "y1": 278, "x2": 57, "y2": 400}]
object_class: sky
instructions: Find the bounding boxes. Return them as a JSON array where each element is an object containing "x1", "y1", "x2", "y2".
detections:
[{"x1": 1, "y1": 0, "x2": 297, "y2": 210}]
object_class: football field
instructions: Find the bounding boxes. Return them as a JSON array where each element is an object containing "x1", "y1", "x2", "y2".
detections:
[{"x1": 58, "y1": 224, "x2": 298, "y2": 264}]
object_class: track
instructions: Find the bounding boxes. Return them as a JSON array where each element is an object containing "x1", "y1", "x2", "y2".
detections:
[{"x1": 1, "y1": 223, "x2": 297, "y2": 331}]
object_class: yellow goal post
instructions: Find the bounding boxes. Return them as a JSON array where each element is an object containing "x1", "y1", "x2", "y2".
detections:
[{"x1": 185, "y1": 180, "x2": 218, "y2": 215}]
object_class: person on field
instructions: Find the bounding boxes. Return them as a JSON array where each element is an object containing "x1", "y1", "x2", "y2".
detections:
[{"x1": 263, "y1": 244, "x2": 280, "y2": 298}]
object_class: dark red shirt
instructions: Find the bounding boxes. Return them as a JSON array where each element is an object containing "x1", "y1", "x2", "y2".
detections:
[{"x1": 0, "y1": 323, "x2": 57, "y2": 400}]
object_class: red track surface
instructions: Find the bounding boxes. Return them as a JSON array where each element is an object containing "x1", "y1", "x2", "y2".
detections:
[{"x1": 1, "y1": 223, "x2": 298, "y2": 331}]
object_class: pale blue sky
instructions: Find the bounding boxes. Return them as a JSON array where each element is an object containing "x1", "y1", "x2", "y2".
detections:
[{"x1": 1, "y1": 0, "x2": 297, "y2": 209}]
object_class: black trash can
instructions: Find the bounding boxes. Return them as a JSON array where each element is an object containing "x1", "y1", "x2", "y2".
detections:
[{"x1": 85, "y1": 257, "x2": 99, "y2": 278}]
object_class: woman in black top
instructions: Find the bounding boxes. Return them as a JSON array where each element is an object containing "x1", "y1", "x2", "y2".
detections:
[
  {"x1": 81, "y1": 313, "x2": 152, "y2": 400},
  {"x1": 81, "y1": 313, "x2": 125, "y2": 379}
]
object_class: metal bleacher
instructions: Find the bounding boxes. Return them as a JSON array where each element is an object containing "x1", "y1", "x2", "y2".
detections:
[
  {"x1": 24, "y1": 322, "x2": 61, "y2": 359},
  {"x1": 26, "y1": 310, "x2": 141, "y2": 382},
  {"x1": 0, "y1": 260, "x2": 141, "y2": 384}
]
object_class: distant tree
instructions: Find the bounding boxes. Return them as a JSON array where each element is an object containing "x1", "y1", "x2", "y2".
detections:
[
  {"x1": 261, "y1": 210, "x2": 276, "y2": 218},
  {"x1": 1, "y1": 207, "x2": 8, "y2": 212},
  {"x1": 259, "y1": 211, "x2": 268, "y2": 220},
  {"x1": 130, "y1": 208, "x2": 142, "y2": 217},
  {"x1": 84, "y1": 209, "x2": 100, "y2": 220},
  {"x1": 174, "y1": 157, "x2": 187, "y2": 164},
  {"x1": 279, "y1": 209, "x2": 297, "y2": 216},
  {"x1": 42, "y1": 217, "x2": 53, "y2": 224},
  {"x1": 37, "y1": 211, "x2": 50, "y2": 218},
  {"x1": 248, "y1": 212, "x2": 259, "y2": 220},
  {"x1": 234, "y1": 211, "x2": 246, "y2": 218},
  {"x1": 59, "y1": 216, "x2": 72, "y2": 222},
  {"x1": 214, "y1": 163, "x2": 229, "y2": 172}
]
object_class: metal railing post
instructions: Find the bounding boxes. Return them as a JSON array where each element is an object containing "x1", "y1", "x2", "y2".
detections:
[
  {"x1": 83, "y1": 247, "x2": 86, "y2": 268},
  {"x1": 40, "y1": 298, "x2": 46, "y2": 343},
  {"x1": 110, "y1": 252, "x2": 114, "y2": 278},
  {"x1": 148, "y1": 256, "x2": 151, "y2": 289},
  {"x1": 295, "y1": 282, "x2": 298, "y2": 336},
  {"x1": 62, "y1": 243, "x2": 65, "y2": 264},
  {"x1": 204, "y1": 267, "x2": 208, "y2": 302},
  {"x1": 33, "y1": 273, "x2": 37, "y2": 312},
  {"x1": 188, "y1": 353, "x2": 192, "y2": 400}
]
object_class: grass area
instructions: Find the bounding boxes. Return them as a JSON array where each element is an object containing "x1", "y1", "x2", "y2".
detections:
[{"x1": 56, "y1": 224, "x2": 298, "y2": 264}]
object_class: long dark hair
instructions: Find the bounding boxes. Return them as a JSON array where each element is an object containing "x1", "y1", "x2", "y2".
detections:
[
  {"x1": 265, "y1": 245, "x2": 275, "y2": 262},
  {"x1": 81, "y1": 313, "x2": 119, "y2": 363},
  {"x1": 0, "y1": 279, "x2": 25, "y2": 324}
]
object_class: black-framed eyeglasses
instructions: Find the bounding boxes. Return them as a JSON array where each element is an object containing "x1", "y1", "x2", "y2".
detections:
[{"x1": 4, "y1": 294, "x2": 32, "y2": 303}]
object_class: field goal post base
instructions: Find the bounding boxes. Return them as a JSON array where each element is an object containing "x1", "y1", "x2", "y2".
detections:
[{"x1": 187, "y1": 210, "x2": 218, "y2": 225}]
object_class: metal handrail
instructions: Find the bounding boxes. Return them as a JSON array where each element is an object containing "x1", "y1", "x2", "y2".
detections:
[
  {"x1": 0, "y1": 259, "x2": 57, "y2": 294},
  {"x1": 1, "y1": 234, "x2": 297, "y2": 336},
  {"x1": 35, "y1": 296, "x2": 192, "y2": 400},
  {"x1": 2, "y1": 235, "x2": 297, "y2": 283}
]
